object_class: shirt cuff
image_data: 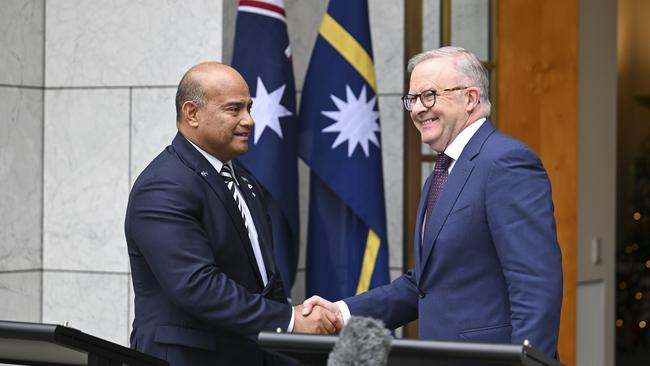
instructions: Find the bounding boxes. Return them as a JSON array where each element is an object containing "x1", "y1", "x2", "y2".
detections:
[
  {"x1": 335, "y1": 300, "x2": 351, "y2": 325},
  {"x1": 287, "y1": 306, "x2": 295, "y2": 332}
]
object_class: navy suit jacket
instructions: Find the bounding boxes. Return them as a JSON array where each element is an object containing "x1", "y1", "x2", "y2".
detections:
[
  {"x1": 125, "y1": 133, "x2": 292, "y2": 366},
  {"x1": 345, "y1": 120, "x2": 563, "y2": 358}
]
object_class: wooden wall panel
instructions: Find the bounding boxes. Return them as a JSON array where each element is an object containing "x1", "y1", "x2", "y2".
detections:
[{"x1": 498, "y1": 1, "x2": 578, "y2": 365}]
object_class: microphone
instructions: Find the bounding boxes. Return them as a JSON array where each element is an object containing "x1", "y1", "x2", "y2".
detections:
[{"x1": 327, "y1": 316, "x2": 392, "y2": 366}]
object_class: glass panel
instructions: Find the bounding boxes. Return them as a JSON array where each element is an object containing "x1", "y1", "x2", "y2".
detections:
[
  {"x1": 421, "y1": 140, "x2": 433, "y2": 155},
  {"x1": 422, "y1": 0, "x2": 441, "y2": 52},
  {"x1": 421, "y1": 161, "x2": 435, "y2": 187},
  {"x1": 450, "y1": 0, "x2": 490, "y2": 61}
]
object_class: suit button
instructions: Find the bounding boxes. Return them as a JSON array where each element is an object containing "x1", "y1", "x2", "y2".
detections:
[{"x1": 419, "y1": 292, "x2": 426, "y2": 299}]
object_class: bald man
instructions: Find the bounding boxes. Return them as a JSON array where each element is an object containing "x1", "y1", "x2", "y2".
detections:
[{"x1": 125, "y1": 62, "x2": 340, "y2": 366}]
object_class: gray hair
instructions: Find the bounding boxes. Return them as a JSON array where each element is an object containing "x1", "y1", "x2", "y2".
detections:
[{"x1": 407, "y1": 46, "x2": 491, "y2": 115}]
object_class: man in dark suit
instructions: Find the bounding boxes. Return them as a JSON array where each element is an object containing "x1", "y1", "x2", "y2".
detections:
[
  {"x1": 125, "y1": 62, "x2": 340, "y2": 366},
  {"x1": 302, "y1": 47, "x2": 563, "y2": 358}
]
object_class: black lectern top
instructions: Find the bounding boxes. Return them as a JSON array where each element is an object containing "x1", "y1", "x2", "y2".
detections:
[
  {"x1": 258, "y1": 332, "x2": 565, "y2": 366},
  {"x1": 0, "y1": 320, "x2": 167, "y2": 366}
]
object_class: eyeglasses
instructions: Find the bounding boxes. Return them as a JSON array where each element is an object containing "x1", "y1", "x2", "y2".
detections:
[{"x1": 401, "y1": 86, "x2": 470, "y2": 111}]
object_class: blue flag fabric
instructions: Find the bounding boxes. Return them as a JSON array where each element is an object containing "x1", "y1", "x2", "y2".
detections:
[
  {"x1": 231, "y1": 0, "x2": 299, "y2": 296},
  {"x1": 299, "y1": 0, "x2": 389, "y2": 300}
]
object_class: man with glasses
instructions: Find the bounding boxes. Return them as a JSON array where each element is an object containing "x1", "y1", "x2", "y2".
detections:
[{"x1": 303, "y1": 47, "x2": 563, "y2": 359}]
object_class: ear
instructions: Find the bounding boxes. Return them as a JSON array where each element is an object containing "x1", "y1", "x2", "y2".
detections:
[
  {"x1": 465, "y1": 87, "x2": 481, "y2": 113},
  {"x1": 182, "y1": 101, "x2": 200, "y2": 128}
]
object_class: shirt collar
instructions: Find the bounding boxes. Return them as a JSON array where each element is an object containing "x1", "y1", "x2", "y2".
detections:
[
  {"x1": 185, "y1": 138, "x2": 239, "y2": 185},
  {"x1": 443, "y1": 117, "x2": 486, "y2": 161}
]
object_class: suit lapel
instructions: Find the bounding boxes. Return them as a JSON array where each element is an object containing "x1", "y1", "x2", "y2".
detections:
[
  {"x1": 171, "y1": 134, "x2": 265, "y2": 287},
  {"x1": 418, "y1": 120, "x2": 496, "y2": 273}
]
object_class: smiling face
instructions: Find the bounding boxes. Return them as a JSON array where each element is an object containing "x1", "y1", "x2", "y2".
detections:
[
  {"x1": 180, "y1": 64, "x2": 254, "y2": 162},
  {"x1": 408, "y1": 57, "x2": 478, "y2": 152}
]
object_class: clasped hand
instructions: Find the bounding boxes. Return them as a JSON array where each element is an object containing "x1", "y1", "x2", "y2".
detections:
[{"x1": 292, "y1": 296, "x2": 342, "y2": 335}]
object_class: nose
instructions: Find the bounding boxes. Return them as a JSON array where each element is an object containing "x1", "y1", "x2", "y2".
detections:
[
  {"x1": 241, "y1": 110, "x2": 254, "y2": 127},
  {"x1": 410, "y1": 95, "x2": 428, "y2": 115}
]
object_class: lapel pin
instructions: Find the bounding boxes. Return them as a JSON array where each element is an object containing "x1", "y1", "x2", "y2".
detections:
[
  {"x1": 248, "y1": 184, "x2": 253, "y2": 189},
  {"x1": 200, "y1": 171, "x2": 209, "y2": 177}
]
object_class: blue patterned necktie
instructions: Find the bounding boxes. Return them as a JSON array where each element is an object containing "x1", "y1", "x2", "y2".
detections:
[{"x1": 425, "y1": 153, "x2": 453, "y2": 223}]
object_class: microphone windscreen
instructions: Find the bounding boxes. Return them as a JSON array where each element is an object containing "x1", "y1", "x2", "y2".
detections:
[{"x1": 327, "y1": 316, "x2": 392, "y2": 366}]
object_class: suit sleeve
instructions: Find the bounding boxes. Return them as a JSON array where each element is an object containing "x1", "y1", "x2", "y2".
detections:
[
  {"x1": 485, "y1": 147, "x2": 563, "y2": 356},
  {"x1": 126, "y1": 176, "x2": 292, "y2": 339},
  {"x1": 345, "y1": 270, "x2": 420, "y2": 330}
]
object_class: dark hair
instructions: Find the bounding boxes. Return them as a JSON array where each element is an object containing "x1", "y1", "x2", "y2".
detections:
[{"x1": 175, "y1": 73, "x2": 206, "y2": 122}]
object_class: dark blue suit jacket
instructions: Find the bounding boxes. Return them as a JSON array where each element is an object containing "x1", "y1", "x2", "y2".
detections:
[
  {"x1": 345, "y1": 120, "x2": 563, "y2": 358},
  {"x1": 125, "y1": 133, "x2": 292, "y2": 366}
]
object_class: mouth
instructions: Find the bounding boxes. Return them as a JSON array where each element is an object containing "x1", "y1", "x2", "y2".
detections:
[
  {"x1": 419, "y1": 117, "x2": 439, "y2": 126},
  {"x1": 234, "y1": 131, "x2": 249, "y2": 138}
]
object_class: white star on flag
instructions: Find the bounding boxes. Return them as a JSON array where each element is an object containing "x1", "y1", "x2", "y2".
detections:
[
  {"x1": 251, "y1": 77, "x2": 293, "y2": 144},
  {"x1": 321, "y1": 85, "x2": 381, "y2": 157}
]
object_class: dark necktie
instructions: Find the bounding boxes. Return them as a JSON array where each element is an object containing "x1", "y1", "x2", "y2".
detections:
[
  {"x1": 220, "y1": 164, "x2": 248, "y2": 230},
  {"x1": 425, "y1": 153, "x2": 453, "y2": 223}
]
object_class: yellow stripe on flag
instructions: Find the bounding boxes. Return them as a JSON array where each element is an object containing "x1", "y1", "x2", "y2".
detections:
[
  {"x1": 319, "y1": 13, "x2": 377, "y2": 92},
  {"x1": 356, "y1": 229, "x2": 381, "y2": 295}
]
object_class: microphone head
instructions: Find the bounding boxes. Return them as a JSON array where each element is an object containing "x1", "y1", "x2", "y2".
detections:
[{"x1": 327, "y1": 316, "x2": 392, "y2": 366}]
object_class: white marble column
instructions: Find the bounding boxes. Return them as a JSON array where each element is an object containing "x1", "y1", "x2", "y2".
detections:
[{"x1": 0, "y1": 0, "x2": 45, "y2": 324}]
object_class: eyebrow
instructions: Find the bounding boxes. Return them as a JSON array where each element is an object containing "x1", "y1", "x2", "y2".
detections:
[{"x1": 222, "y1": 99, "x2": 252, "y2": 109}]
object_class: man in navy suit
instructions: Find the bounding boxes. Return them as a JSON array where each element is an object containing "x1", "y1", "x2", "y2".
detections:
[
  {"x1": 125, "y1": 62, "x2": 340, "y2": 366},
  {"x1": 303, "y1": 47, "x2": 563, "y2": 358}
]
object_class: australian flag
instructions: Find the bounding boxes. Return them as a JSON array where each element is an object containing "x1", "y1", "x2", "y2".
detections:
[
  {"x1": 299, "y1": 0, "x2": 389, "y2": 300},
  {"x1": 232, "y1": 0, "x2": 298, "y2": 297}
]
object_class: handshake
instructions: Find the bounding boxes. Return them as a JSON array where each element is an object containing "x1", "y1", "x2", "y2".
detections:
[{"x1": 292, "y1": 296, "x2": 343, "y2": 335}]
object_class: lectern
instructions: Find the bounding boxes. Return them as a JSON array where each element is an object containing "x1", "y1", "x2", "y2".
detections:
[
  {"x1": 0, "y1": 320, "x2": 167, "y2": 366},
  {"x1": 258, "y1": 332, "x2": 565, "y2": 366}
]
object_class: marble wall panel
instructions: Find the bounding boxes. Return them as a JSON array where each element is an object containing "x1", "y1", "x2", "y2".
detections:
[
  {"x1": 42, "y1": 271, "x2": 129, "y2": 346},
  {"x1": 130, "y1": 87, "x2": 178, "y2": 184},
  {"x1": 0, "y1": 87, "x2": 43, "y2": 271},
  {"x1": 297, "y1": 159, "x2": 310, "y2": 273},
  {"x1": 290, "y1": 268, "x2": 306, "y2": 304},
  {"x1": 221, "y1": 0, "x2": 239, "y2": 66},
  {"x1": 285, "y1": 0, "x2": 328, "y2": 93},
  {"x1": 422, "y1": 0, "x2": 442, "y2": 52},
  {"x1": 0, "y1": 0, "x2": 44, "y2": 86},
  {"x1": 379, "y1": 95, "x2": 404, "y2": 270},
  {"x1": 390, "y1": 268, "x2": 404, "y2": 282},
  {"x1": 0, "y1": 271, "x2": 41, "y2": 323},
  {"x1": 451, "y1": 0, "x2": 490, "y2": 61},
  {"x1": 45, "y1": 0, "x2": 222, "y2": 87},
  {"x1": 128, "y1": 274, "x2": 135, "y2": 342},
  {"x1": 369, "y1": 0, "x2": 404, "y2": 94},
  {"x1": 43, "y1": 89, "x2": 130, "y2": 272}
]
